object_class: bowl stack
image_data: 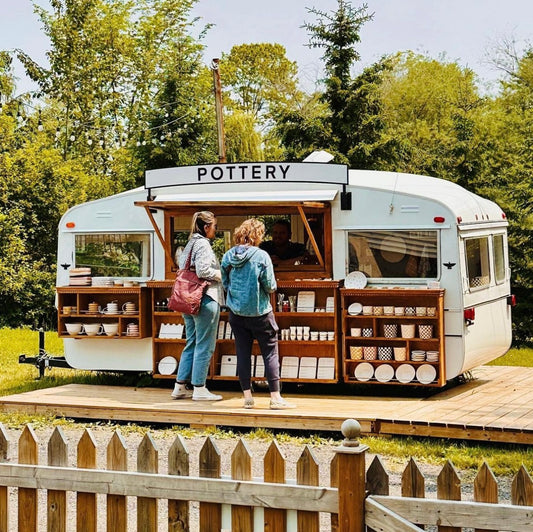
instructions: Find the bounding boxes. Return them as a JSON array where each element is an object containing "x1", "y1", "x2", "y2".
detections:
[
  {"x1": 92, "y1": 276, "x2": 114, "y2": 287},
  {"x1": 69, "y1": 267, "x2": 92, "y2": 286}
]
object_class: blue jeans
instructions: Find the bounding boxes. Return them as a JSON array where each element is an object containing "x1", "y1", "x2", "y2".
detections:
[{"x1": 176, "y1": 295, "x2": 220, "y2": 386}]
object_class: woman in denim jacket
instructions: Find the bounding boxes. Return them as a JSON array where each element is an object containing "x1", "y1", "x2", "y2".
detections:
[
  {"x1": 221, "y1": 219, "x2": 295, "y2": 410},
  {"x1": 171, "y1": 211, "x2": 224, "y2": 401}
]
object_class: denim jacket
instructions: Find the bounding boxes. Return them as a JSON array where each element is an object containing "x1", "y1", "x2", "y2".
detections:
[{"x1": 221, "y1": 245, "x2": 276, "y2": 317}]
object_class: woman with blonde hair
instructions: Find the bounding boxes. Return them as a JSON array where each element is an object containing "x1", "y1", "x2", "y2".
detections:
[
  {"x1": 221, "y1": 218, "x2": 295, "y2": 409},
  {"x1": 171, "y1": 211, "x2": 224, "y2": 401}
]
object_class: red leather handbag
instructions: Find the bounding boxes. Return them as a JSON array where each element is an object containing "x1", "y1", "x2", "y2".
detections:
[{"x1": 168, "y1": 243, "x2": 208, "y2": 314}]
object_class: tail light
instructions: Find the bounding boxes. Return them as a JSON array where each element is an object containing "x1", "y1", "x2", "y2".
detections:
[
  {"x1": 464, "y1": 307, "x2": 475, "y2": 325},
  {"x1": 507, "y1": 294, "x2": 516, "y2": 306}
]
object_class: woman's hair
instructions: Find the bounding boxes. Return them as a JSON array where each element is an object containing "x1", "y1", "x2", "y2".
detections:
[
  {"x1": 190, "y1": 211, "x2": 216, "y2": 238},
  {"x1": 233, "y1": 218, "x2": 265, "y2": 246}
]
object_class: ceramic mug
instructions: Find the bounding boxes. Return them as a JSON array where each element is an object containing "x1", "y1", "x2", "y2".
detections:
[
  {"x1": 65, "y1": 322, "x2": 82, "y2": 335},
  {"x1": 103, "y1": 322, "x2": 119, "y2": 336}
]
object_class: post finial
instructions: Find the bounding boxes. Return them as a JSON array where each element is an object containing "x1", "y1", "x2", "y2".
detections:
[{"x1": 341, "y1": 418, "x2": 361, "y2": 447}]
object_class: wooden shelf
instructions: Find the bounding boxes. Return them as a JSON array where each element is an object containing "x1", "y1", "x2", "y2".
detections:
[
  {"x1": 341, "y1": 288, "x2": 446, "y2": 387},
  {"x1": 56, "y1": 287, "x2": 150, "y2": 339}
]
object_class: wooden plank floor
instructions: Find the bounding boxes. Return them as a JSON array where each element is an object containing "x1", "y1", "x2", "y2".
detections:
[{"x1": 2, "y1": 366, "x2": 533, "y2": 444}]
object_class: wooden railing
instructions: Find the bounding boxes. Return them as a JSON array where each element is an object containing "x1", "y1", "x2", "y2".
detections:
[{"x1": 0, "y1": 420, "x2": 532, "y2": 531}]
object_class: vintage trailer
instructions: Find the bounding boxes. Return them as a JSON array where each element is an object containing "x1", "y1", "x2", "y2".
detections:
[{"x1": 55, "y1": 161, "x2": 513, "y2": 387}]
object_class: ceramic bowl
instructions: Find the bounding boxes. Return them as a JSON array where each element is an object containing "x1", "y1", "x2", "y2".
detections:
[{"x1": 65, "y1": 322, "x2": 82, "y2": 335}]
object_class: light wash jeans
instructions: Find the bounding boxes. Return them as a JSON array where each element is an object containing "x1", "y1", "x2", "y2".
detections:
[{"x1": 176, "y1": 295, "x2": 220, "y2": 386}]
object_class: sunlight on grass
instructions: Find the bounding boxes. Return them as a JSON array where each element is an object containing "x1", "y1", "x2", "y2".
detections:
[{"x1": 486, "y1": 347, "x2": 533, "y2": 367}]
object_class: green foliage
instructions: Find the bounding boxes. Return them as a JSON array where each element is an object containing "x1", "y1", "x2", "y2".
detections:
[{"x1": 224, "y1": 110, "x2": 264, "y2": 162}]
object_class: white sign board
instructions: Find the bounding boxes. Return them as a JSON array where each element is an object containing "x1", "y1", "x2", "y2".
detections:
[{"x1": 145, "y1": 162, "x2": 348, "y2": 189}]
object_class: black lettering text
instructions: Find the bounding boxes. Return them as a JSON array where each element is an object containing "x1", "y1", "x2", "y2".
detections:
[
  {"x1": 252, "y1": 165, "x2": 261, "y2": 179},
  {"x1": 197, "y1": 168, "x2": 207, "y2": 181},
  {"x1": 239, "y1": 165, "x2": 247, "y2": 179},
  {"x1": 211, "y1": 167, "x2": 223, "y2": 180},
  {"x1": 279, "y1": 164, "x2": 290, "y2": 179},
  {"x1": 265, "y1": 165, "x2": 276, "y2": 179},
  {"x1": 227, "y1": 165, "x2": 236, "y2": 179}
]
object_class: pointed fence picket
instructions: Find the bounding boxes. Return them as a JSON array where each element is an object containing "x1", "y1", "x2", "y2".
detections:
[{"x1": 0, "y1": 420, "x2": 532, "y2": 531}]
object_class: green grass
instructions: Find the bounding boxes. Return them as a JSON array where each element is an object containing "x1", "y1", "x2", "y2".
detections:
[
  {"x1": 486, "y1": 346, "x2": 533, "y2": 366},
  {"x1": 1, "y1": 327, "x2": 533, "y2": 474}
]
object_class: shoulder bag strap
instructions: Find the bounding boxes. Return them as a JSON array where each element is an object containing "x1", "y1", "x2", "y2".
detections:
[{"x1": 184, "y1": 241, "x2": 196, "y2": 270}]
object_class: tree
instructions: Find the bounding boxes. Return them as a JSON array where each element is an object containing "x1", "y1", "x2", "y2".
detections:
[
  {"x1": 377, "y1": 52, "x2": 486, "y2": 182},
  {"x1": 475, "y1": 49, "x2": 533, "y2": 344},
  {"x1": 17, "y1": 0, "x2": 212, "y2": 184},
  {"x1": 303, "y1": 0, "x2": 374, "y2": 157},
  {"x1": 274, "y1": 1, "x2": 385, "y2": 163}
]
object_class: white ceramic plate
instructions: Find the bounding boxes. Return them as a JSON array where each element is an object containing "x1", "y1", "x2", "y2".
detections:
[
  {"x1": 347, "y1": 302, "x2": 363, "y2": 315},
  {"x1": 158, "y1": 356, "x2": 178, "y2": 375},
  {"x1": 354, "y1": 362, "x2": 374, "y2": 381},
  {"x1": 416, "y1": 364, "x2": 437, "y2": 384},
  {"x1": 344, "y1": 271, "x2": 368, "y2": 289},
  {"x1": 395, "y1": 363, "x2": 416, "y2": 383},
  {"x1": 374, "y1": 364, "x2": 394, "y2": 383}
]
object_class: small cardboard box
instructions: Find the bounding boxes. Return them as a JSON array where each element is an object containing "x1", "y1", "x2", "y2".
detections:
[
  {"x1": 280, "y1": 356, "x2": 299, "y2": 378},
  {"x1": 220, "y1": 355, "x2": 237, "y2": 376},
  {"x1": 317, "y1": 357, "x2": 335, "y2": 379},
  {"x1": 298, "y1": 357, "x2": 317, "y2": 379},
  {"x1": 224, "y1": 322, "x2": 233, "y2": 339},
  {"x1": 217, "y1": 321, "x2": 226, "y2": 339}
]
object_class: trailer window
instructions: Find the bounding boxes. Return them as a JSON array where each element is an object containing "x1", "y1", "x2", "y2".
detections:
[
  {"x1": 347, "y1": 230, "x2": 438, "y2": 279},
  {"x1": 75, "y1": 233, "x2": 151, "y2": 277},
  {"x1": 493, "y1": 234, "x2": 506, "y2": 284},
  {"x1": 465, "y1": 237, "x2": 490, "y2": 289}
]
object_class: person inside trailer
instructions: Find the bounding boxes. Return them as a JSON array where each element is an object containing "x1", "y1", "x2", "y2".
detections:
[{"x1": 259, "y1": 219, "x2": 308, "y2": 267}]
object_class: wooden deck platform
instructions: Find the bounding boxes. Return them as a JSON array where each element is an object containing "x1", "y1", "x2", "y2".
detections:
[{"x1": 2, "y1": 365, "x2": 533, "y2": 444}]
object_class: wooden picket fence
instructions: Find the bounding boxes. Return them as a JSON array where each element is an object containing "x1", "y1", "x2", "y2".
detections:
[{"x1": 0, "y1": 420, "x2": 532, "y2": 531}]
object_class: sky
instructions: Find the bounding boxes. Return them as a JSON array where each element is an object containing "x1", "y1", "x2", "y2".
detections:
[{"x1": 1, "y1": 0, "x2": 533, "y2": 95}]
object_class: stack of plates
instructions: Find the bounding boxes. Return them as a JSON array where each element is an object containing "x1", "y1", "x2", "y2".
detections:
[
  {"x1": 416, "y1": 364, "x2": 437, "y2": 384},
  {"x1": 69, "y1": 267, "x2": 92, "y2": 286},
  {"x1": 158, "y1": 356, "x2": 178, "y2": 375},
  {"x1": 374, "y1": 364, "x2": 394, "y2": 382},
  {"x1": 344, "y1": 271, "x2": 368, "y2": 289},
  {"x1": 411, "y1": 350, "x2": 426, "y2": 361},
  {"x1": 395, "y1": 363, "x2": 416, "y2": 383},
  {"x1": 347, "y1": 302, "x2": 363, "y2": 315},
  {"x1": 353, "y1": 362, "x2": 374, "y2": 381},
  {"x1": 426, "y1": 350, "x2": 439, "y2": 362},
  {"x1": 92, "y1": 276, "x2": 114, "y2": 287}
]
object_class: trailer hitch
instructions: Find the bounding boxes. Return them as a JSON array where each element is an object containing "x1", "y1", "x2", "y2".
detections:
[{"x1": 19, "y1": 328, "x2": 72, "y2": 379}]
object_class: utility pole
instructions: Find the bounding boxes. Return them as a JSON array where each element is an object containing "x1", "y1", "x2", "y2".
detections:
[{"x1": 211, "y1": 58, "x2": 226, "y2": 163}]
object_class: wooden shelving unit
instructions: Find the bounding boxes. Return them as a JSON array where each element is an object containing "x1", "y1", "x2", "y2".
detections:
[
  {"x1": 273, "y1": 280, "x2": 340, "y2": 383},
  {"x1": 56, "y1": 286, "x2": 150, "y2": 339},
  {"x1": 341, "y1": 288, "x2": 446, "y2": 387},
  {"x1": 147, "y1": 280, "x2": 341, "y2": 383}
]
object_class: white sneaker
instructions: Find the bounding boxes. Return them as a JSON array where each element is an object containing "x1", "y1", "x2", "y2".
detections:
[
  {"x1": 171, "y1": 383, "x2": 193, "y2": 399},
  {"x1": 192, "y1": 386, "x2": 222, "y2": 401}
]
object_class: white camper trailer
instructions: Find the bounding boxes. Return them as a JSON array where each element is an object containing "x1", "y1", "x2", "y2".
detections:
[{"x1": 55, "y1": 162, "x2": 513, "y2": 387}]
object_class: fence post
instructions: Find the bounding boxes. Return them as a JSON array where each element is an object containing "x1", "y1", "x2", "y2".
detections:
[
  {"x1": 334, "y1": 419, "x2": 368, "y2": 532},
  {"x1": 0, "y1": 424, "x2": 9, "y2": 531}
]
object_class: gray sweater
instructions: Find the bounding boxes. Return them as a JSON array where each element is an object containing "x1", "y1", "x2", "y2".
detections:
[{"x1": 179, "y1": 234, "x2": 224, "y2": 306}]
